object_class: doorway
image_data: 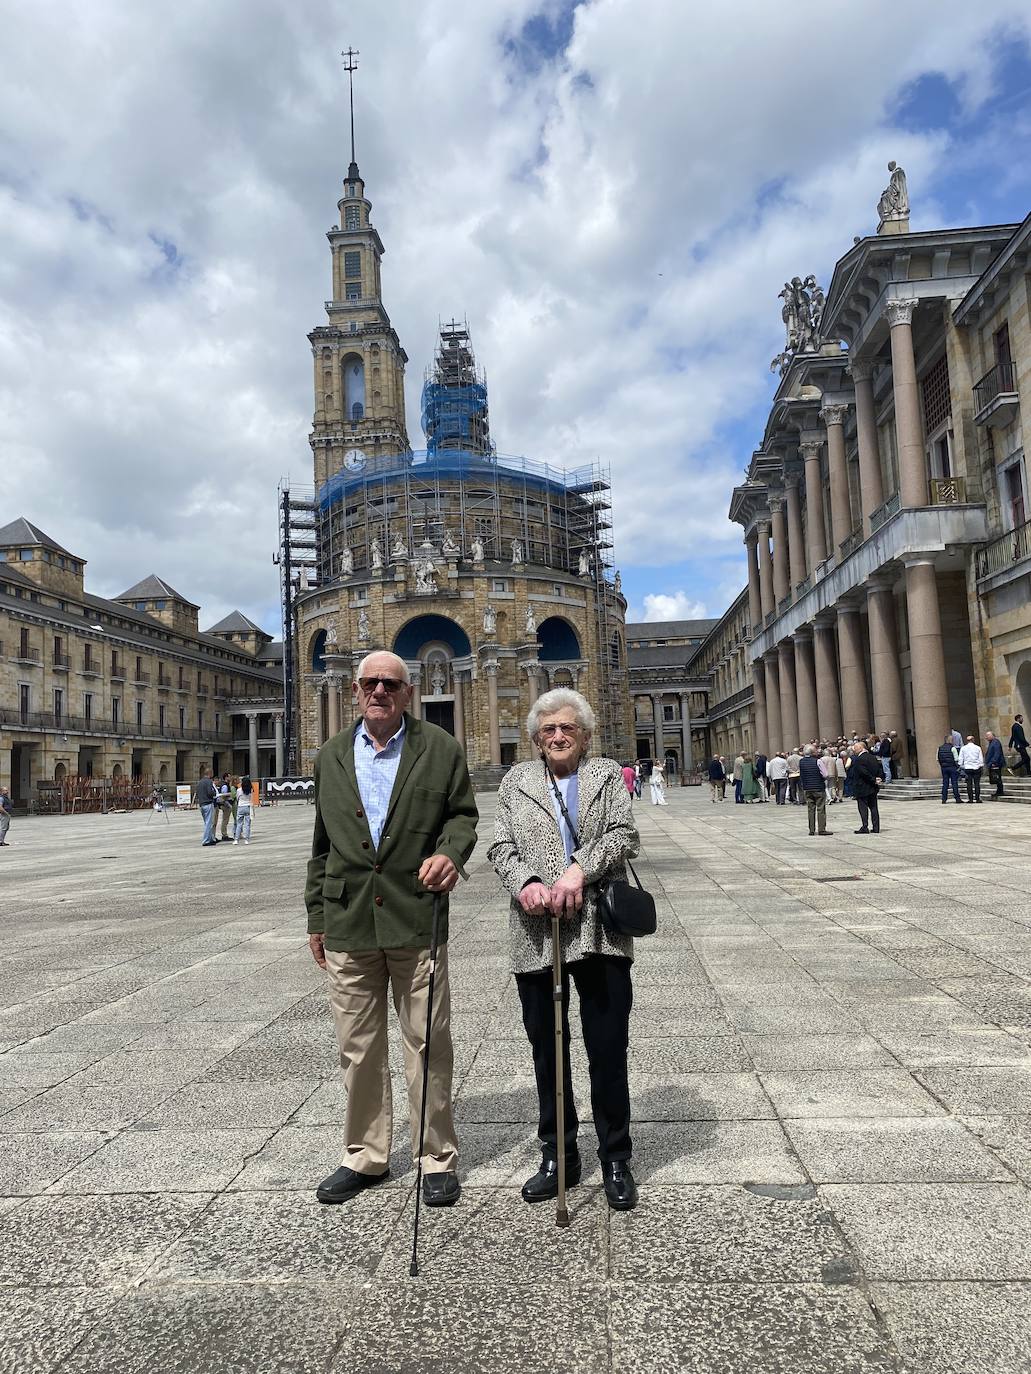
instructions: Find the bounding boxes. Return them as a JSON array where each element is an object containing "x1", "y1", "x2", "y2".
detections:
[{"x1": 424, "y1": 700, "x2": 455, "y2": 735}]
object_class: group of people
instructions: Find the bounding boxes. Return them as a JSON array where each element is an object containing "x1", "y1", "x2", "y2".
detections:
[
  {"x1": 620, "y1": 759, "x2": 668, "y2": 806},
  {"x1": 306, "y1": 652, "x2": 642, "y2": 1215},
  {"x1": 195, "y1": 767, "x2": 255, "y2": 846}
]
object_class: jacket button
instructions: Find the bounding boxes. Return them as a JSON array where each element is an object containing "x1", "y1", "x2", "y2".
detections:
[
  {"x1": 374, "y1": 895, "x2": 383, "y2": 907},
  {"x1": 361, "y1": 841, "x2": 369, "y2": 850},
  {"x1": 374, "y1": 864, "x2": 382, "y2": 873},
  {"x1": 356, "y1": 809, "x2": 364, "y2": 818}
]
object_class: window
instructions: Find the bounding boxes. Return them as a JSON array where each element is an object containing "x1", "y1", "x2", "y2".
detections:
[
  {"x1": 345, "y1": 182, "x2": 356, "y2": 197},
  {"x1": 663, "y1": 704, "x2": 677, "y2": 722},
  {"x1": 921, "y1": 352, "x2": 951, "y2": 435},
  {"x1": 1005, "y1": 460, "x2": 1026, "y2": 530},
  {"x1": 159, "y1": 704, "x2": 166, "y2": 732},
  {"x1": 84, "y1": 692, "x2": 93, "y2": 723},
  {"x1": 179, "y1": 706, "x2": 186, "y2": 731},
  {"x1": 344, "y1": 204, "x2": 360, "y2": 229},
  {"x1": 153, "y1": 599, "x2": 166, "y2": 611},
  {"x1": 215, "y1": 712, "x2": 220, "y2": 733},
  {"x1": 134, "y1": 601, "x2": 147, "y2": 611},
  {"x1": 112, "y1": 697, "x2": 120, "y2": 727},
  {"x1": 344, "y1": 250, "x2": 361, "y2": 279},
  {"x1": 135, "y1": 656, "x2": 143, "y2": 678},
  {"x1": 198, "y1": 709, "x2": 204, "y2": 733},
  {"x1": 19, "y1": 684, "x2": 29, "y2": 722},
  {"x1": 136, "y1": 701, "x2": 144, "y2": 730},
  {"x1": 20, "y1": 549, "x2": 33, "y2": 561},
  {"x1": 345, "y1": 280, "x2": 361, "y2": 302},
  {"x1": 995, "y1": 321, "x2": 1012, "y2": 370},
  {"x1": 492, "y1": 579, "x2": 509, "y2": 593},
  {"x1": 53, "y1": 688, "x2": 63, "y2": 723}
]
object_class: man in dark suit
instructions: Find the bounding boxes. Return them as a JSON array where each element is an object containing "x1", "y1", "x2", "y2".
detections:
[
  {"x1": 306, "y1": 650, "x2": 478, "y2": 1208},
  {"x1": 1009, "y1": 714, "x2": 1030, "y2": 776},
  {"x1": 851, "y1": 738, "x2": 883, "y2": 834}
]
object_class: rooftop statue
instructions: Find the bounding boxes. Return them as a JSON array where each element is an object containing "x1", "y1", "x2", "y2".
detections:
[
  {"x1": 770, "y1": 273, "x2": 825, "y2": 376},
  {"x1": 340, "y1": 546, "x2": 354, "y2": 576},
  {"x1": 877, "y1": 161, "x2": 909, "y2": 223}
]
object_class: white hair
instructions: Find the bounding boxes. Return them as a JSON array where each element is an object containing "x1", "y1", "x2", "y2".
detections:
[
  {"x1": 526, "y1": 688, "x2": 596, "y2": 741},
  {"x1": 355, "y1": 651, "x2": 410, "y2": 684},
  {"x1": 803, "y1": 744, "x2": 813, "y2": 755}
]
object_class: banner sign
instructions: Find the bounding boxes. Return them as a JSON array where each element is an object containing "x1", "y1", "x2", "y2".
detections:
[{"x1": 266, "y1": 776, "x2": 315, "y2": 800}]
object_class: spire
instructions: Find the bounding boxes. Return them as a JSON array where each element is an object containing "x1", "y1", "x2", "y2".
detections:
[{"x1": 341, "y1": 46, "x2": 360, "y2": 181}]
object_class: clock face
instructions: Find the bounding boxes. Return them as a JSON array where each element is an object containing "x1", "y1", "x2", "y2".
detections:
[{"x1": 343, "y1": 448, "x2": 366, "y2": 471}]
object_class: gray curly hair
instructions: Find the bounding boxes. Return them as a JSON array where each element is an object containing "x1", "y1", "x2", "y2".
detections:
[{"x1": 526, "y1": 687, "x2": 597, "y2": 742}]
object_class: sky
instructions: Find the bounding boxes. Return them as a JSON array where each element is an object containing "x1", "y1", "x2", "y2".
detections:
[{"x1": 3, "y1": 1, "x2": 1031, "y2": 632}]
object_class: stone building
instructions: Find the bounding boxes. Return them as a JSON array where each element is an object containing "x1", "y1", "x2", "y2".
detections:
[
  {"x1": 730, "y1": 169, "x2": 1031, "y2": 777},
  {"x1": 291, "y1": 148, "x2": 631, "y2": 775},
  {"x1": 0, "y1": 519, "x2": 284, "y2": 807},
  {"x1": 626, "y1": 620, "x2": 714, "y2": 776},
  {"x1": 681, "y1": 592, "x2": 755, "y2": 761}
]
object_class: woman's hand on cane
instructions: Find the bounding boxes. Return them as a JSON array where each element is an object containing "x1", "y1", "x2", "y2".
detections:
[
  {"x1": 518, "y1": 880, "x2": 552, "y2": 917},
  {"x1": 549, "y1": 863, "x2": 584, "y2": 918}
]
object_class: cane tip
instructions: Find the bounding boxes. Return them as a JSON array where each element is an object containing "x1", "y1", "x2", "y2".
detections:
[
  {"x1": 556, "y1": 1209, "x2": 570, "y2": 1228},
  {"x1": 409, "y1": 1260, "x2": 419, "y2": 1277}
]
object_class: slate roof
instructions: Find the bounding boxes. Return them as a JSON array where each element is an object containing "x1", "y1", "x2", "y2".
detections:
[
  {"x1": 116, "y1": 574, "x2": 198, "y2": 608},
  {"x1": 625, "y1": 619, "x2": 719, "y2": 640},
  {"x1": 0, "y1": 517, "x2": 78, "y2": 559},
  {"x1": 205, "y1": 610, "x2": 270, "y2": 637}
]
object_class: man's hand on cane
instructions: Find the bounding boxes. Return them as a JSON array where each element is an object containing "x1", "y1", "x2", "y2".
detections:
[{"x1": 418, "y1": 854, "x2": 459, "y2": 893}]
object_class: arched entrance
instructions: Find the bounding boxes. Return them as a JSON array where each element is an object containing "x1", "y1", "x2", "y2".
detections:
[
  {"x1": 537, "y1": 616, "x2": 581, "y2": 662},
  {"x1": 54, "y1": 762, "x2": 67, "y2": 782},
  {"x1": 1017, "y1": 659, "x2": 1031, "y2": 721},
  {"x1": 393, "y1": 614, "x2": 472, "y2": 738}
]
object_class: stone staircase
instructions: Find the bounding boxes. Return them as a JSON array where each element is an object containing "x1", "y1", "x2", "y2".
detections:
[{"x1": 880, "y1": 776, "x2": 1031, "y2": 804}]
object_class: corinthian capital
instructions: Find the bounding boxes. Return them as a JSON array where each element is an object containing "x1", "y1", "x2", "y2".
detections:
[
  {"x1": 884, "y1": 298, "x2": 916, "y2": 328},
  {"x1": 799, "y1": 439, "x2": 823, "y2": 462},
  {"x1": 819, "y1": 404, "x2": 849, "y2": 427},
  {"x1": 848, "y1": 358, "x2": 873, "y2": 383}
]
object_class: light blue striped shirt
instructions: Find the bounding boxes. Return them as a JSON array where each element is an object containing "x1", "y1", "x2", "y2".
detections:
[{"x1": 353, "y1": 718, "x2": 406, "y2": 849}]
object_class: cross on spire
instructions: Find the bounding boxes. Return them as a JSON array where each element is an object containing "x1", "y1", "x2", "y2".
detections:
[{"x1": 341, "y1": 47, "x2": 359, "y2": 168}]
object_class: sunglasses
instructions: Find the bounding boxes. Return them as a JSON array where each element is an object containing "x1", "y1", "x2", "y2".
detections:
[{"x1": 357, "y1": 676, "x2": 406, "y2": 694}]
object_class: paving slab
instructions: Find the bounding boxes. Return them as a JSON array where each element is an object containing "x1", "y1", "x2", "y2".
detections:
[
  {"x1": 872, "y1": 1281, "x2": 1031, "y2": 1374},
  {"x1": 48, "y1": 1126, "x2": 273, "y2": 1194},
  {"x1": 759, "y1": 1069, "x2": 944, "y2": 1118},
  {"x1": 784, "y1": 1116, "x2": 1012, "y2": 1183},
  {"x1": 916, "y1": 1065, "x2": 1031, "y2": 1114}
]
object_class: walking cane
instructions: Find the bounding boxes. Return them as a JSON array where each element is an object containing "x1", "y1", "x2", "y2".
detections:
[
  {"x1": 410, "y1": 891, "x2": 443, "y2": 1278},
  {"x1": 551, "y1": 911, "x2": 570, "y2": 1228}
]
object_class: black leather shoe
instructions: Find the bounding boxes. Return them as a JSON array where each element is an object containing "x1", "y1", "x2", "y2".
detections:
[
  {"x1": 422, "y1": 1170, "x2": 461, "y2": 1207},
  {"x1": 602, "y1": 1161, "x2": 638, "y2": 1211},
  {"x1": 316, "y1": 1165, "x2": 389, "y2": 1204},
  {"x1": 854, "y1": 828, "x2": 869, "y2": 834},
  {"x1": 521, "y1": 1156, "x2": 582, "y2": 1203}
]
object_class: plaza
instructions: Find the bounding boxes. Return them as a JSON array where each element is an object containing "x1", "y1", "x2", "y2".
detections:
[{"x1": 2, "y1": 790, "x2": 1031, "y2": 1372}]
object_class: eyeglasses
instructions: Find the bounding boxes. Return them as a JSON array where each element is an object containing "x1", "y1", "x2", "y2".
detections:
[
  {"x1": 357, "y1": 676, "x2": 406, "y2": 694},
  {"x1": 538, "y1": 722, "x2": 580, "y2": 738}
]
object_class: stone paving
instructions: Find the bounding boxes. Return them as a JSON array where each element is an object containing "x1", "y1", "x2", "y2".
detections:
[{"x1": 2, "y1": 788, "x2": 1031, "y2": 1372}]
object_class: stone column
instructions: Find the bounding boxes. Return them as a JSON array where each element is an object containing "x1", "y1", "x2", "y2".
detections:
[
  {"x1": 651, "y1": 693, "x2": 664, "y2": 763},
  {"x1": 770, "y1": 497, "x2": 789, "y2": 605},
  {"x1": 326, "y1": 675, "x2": 340, "y2": 739},
  {"x1": 849, "y1": 360, "x2": 884, "y2": 534},
  {"x1": 752, "y1": 665, "x2": 768, "y2": 755},
  {"x1": 246, "y1": 711, "x2": 259, "y2": 779},
  {"x1": 904, "y1": 557, "x2": 950, "y2": 776},
  {"x1": 777, "y1": 642, "x2": 799, "y2": 749},
  {"x1": 757, "y1": 519, "x2": 774, "y2": 619},
  {"x1": 836, "y1": 606, "x2": 871, "y2": 737},
  {"x1": 886, "y1": 299, "x2": 926, "y2": 507},
  {"x1": 410, "y1": 667, "x2": 422, "y2": 721},
  {"x1": 813, "y1": 619, "x2": 843, "y2": 740},
  {"x1": 763, "y1": 653, "x2": 782, "y2": 756},
  {"x1": 526, "y1": 663, "x2": 542, "y2": 708},
  {"x1": 785, "y1": 475, "x2": 806, "y2": 589},
  {"x1": 866, "y1": 576, "x2": 906, "y2": 738},
  {"x1": 801, "y1": 439, "x2": 827, "y2": 570},
  {"x1": 485, "y1": 663, "x2": 501, "y2": 766},
  {"x1": 821, "y1": 404, "x2": 853, "y2": 553},
  {"x1": 453, "y1": 673, "x2": 466, "y2": 752},
  {"x1": 680, "y1": 691, "x2": 693, "y2": 774},
  {"x1": 745, "y1": 530, "x2": 762, "y2": 631},
  {"x1": 793, "y1": 631, "x2": 818, "y2": 744},
  {"x1": 273, "y1": 712, "x2": 284, "y2": 778}
]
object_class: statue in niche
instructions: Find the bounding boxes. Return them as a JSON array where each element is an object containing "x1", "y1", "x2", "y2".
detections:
[
  {"x1": 483, "y1": 604, "x2": 497, "y2": 636},
  {"x1": 430, "y1": 662, "x2": 446, "y2": 695},
  {"x1": 357, "y1": 609, "x2": 369, "y2": 642},
  {"x1": 340, "y1": 546, "x2": 354, "y2": 576},
  {"x1": 415, "y1": 558, "x2": 438, "y2": 594},
  {"x1": 578, "y1": 549, "x2": 591, "y2": 578},
  {"x1": 511, "y1": 538, "x2": 523, "y2": 566},
  {"x1": 471, "y1": 535, "x2": 485, "y2": 562},
  {"x1": 525, "y1": 603, "x2": 537, "y2": 636},
  {"x1": 370, "y1": 537, "x2": 383, "y2": 571},
  {"x1": 441, "y1": 527, "x2": 459, "y2": 555},
  {"x1": 878, "y1": 161, "x2": 909, "y2": 222},
  {"x1": 325, "y1": 620, "x2": 338, "y2": 647},
  {"x1": 390, "y1": 529, "x2": 408, "y2": 560},
  {"x1": 614, "y1": 570, "x2": 622, "y2": 595}
]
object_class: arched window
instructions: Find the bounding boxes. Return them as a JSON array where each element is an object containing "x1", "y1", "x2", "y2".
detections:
[
  {"x1": 311, "y1": 630, "x2": 328, "y2": 674},
  {"x1": 343, "y1": 355, "x2": 365, "y2": 421}
]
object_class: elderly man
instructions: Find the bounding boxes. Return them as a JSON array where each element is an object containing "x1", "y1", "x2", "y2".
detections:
[{"x1": 306, "y1": 650, "x2": 478, "y2": 1208}]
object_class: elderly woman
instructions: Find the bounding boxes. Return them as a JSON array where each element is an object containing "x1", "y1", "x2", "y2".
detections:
[{"x1": 487, "y1": 688, "x2": 641, "y2": 1211}]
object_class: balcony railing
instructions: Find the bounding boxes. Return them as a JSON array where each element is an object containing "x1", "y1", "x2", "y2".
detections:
[
  {"x1": 110, "y1": 663, "x2": 125, "y2": 680},
  {"x1": 777, "y1": 595, "x2": 791, "y2": 615},
  {"x1": 975, "y1": 516, "x2": 1031, "y2": 580},
  {"x1": 929, "y1": 476, "x2": 967, "y2": 505},
  {"x1": 133, "y1": 670, "x2": 151, "y2": 685},
  {"x1": 52, "y1": 652, "x2": 70, "y2": 669},
  {"x1": 157, "y1": 674, "x2": 172, "y2": 688},
  {"x1": 973, "y1": 361, "x2": 1019, "y2": 427},
  {"x1": 11, "y1": 647, "x2": 40, "y2": 664},
  {"x1": 0, "y1": 706, "x2": 232, "y2": 744},
  {"x1": 869, "y1": 491, "x2": 901, "y2": 532},
  {"x1": 81, "y1": 660, "x2": 101, "y2": 676}
]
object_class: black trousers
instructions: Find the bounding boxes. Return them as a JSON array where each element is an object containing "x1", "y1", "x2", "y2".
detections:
[
  {"x1": 965, "y1": 767, "x2": 982, "y2": 802},
  {"x1": 856, "y1": 795, "x2": 880, "y2": 831},
  {"x1": 516, "y1": 954, "x2": 633, "y2": 1164}
]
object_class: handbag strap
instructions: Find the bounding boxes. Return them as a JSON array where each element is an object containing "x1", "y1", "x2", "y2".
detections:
[{"x1": 542, "y1": 759, "x2": 644, "y2": 891}]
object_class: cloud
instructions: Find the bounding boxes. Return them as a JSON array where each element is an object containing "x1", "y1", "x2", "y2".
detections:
[
  {"x1": 1, "y1": 0, "x2": 1030, "y2": 632},
  {"x1": 635, "y1": 592, "x2": 708, "y2": 623}
]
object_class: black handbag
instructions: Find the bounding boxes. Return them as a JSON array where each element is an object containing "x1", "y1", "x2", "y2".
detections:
[{"x1": 543, "y1": 761, "x2": 657, "y2": 938}]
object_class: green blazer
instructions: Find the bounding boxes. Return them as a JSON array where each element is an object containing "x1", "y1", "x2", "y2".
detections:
[{"x1": 305, "y1": 713, "x2": 479, "y2": 952}]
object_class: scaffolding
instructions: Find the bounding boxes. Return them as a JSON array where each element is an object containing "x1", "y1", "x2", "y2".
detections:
[
  {"x1": 275, "y1": 481, "x2": 317, "y2": 774},
  {"x1": 420, "y1": 319, "x2": 495, "y2": 458}
]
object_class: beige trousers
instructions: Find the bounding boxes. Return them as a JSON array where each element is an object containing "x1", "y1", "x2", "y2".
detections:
[{"x1": 324, "y1": 944, "x2": 458, "y2": 1176}]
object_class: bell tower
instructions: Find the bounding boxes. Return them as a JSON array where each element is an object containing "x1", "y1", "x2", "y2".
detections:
[{"x1": 309, "y1": 48, "x2": 410, "y2": 490}]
